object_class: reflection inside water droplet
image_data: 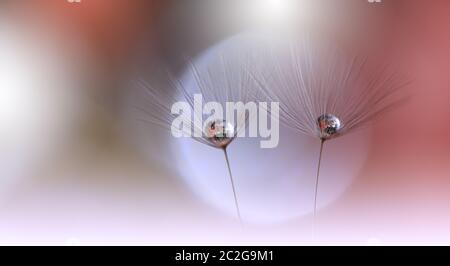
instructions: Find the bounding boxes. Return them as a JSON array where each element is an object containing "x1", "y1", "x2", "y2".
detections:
[
  {"x1": 317, "y1": 114, "x2": 341, "y2": 140},
  {"x1": 204, "y1": 119, "x2": 235, "y2": 148}
]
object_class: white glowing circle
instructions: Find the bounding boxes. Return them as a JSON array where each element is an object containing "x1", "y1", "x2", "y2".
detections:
[
  {"x1": 0, "y1": 39, "x2": 46, "y2": 147},
  {"x1": 171, "y1": 35, "x2": 372, "y2": 225},
  {"x1": 0, "y1": 18, "x2": 83, "y2": 192},
  {"x1": 261, "y1": 0, "x2": 292, "y2": 18}
]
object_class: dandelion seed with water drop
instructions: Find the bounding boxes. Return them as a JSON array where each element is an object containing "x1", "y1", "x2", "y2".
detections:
[
  {"x1": 251, "y1": 36, "x2": 408, "y2": 229},
  {"x1": 134, "y1": 48, "x2": 261, "y2": 224}
]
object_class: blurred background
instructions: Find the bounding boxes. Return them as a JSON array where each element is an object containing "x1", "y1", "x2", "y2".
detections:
[{"x1": 0, "y1": 0, "x2": 450, "y2": 245}]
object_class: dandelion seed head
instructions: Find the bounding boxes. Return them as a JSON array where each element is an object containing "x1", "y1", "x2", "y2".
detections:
[
  {"x1": 252, "y1": 35, "x2": 407, "y2": 141},
  {"x1": 205, "y1": 119, "x2": 235, "y2": 148},
  {"x1": 317, "y1": 114, "x2": 341, "y2": 140},
  {"x1": 134, "y1": 35, "x2": 261, "y2": 150}
]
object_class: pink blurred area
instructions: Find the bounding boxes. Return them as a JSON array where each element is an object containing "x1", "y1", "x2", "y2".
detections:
[
  {"x1": 0, "y1": 0, "x2": 450, "y2": 245},
  {"x1": 334, "y1": 0, "x2": 450, "y2": 244}
]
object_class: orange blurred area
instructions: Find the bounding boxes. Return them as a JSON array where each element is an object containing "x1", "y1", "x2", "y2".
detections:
[{"x1": 5, "y1": 0, "x2": 166, "y2": 62}]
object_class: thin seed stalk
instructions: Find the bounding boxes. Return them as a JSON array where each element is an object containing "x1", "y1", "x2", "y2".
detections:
[
  {"x1": 223, "y1": 148, "x2": 243, "y2": 225},
  {"x1": 312, "y1": 139, "x2": 325, "y2": 239},
  {"x1": 314, "y1": 139, "x2": 325, "y2": 219}
]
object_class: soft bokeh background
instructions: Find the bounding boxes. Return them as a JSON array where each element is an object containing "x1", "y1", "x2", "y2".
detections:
[{"x1": 0, "y1": 0, "x2": 449, "y2": 245}]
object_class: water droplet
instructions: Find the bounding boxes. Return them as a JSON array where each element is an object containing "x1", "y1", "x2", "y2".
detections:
[
  {"x1": 317, "y1": 114, "x2": 341, "y2": 140},
  {"x1": 204, "y1": 120, "x2": 235, "y2": 148}
]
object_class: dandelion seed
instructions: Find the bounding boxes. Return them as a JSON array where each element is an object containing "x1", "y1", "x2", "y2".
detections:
[
  {"x1": 251, "y1": 36, "x2": 408, "y2": 229},
  {"x1": 134, "y1": 47, "x2": 260, "y2": 225}
]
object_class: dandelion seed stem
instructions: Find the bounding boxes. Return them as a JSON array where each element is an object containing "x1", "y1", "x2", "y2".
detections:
[
  {"x1": 313, "y1": 139, "x2": 325, "y2": 238},
  {"x1": 223, "y1": 148, "x2": 243, "y2": 225}
]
